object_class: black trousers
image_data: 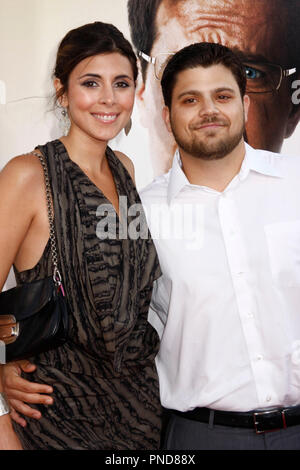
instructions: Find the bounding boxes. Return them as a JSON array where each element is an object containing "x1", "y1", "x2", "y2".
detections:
[{"x1": 163, "y1": 411, "x2": 300, "y2": 450}]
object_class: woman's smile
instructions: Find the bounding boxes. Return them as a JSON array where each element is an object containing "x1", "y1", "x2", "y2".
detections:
[{"x1": 91, "y1": 112, "x2": 119, "y2": 123}]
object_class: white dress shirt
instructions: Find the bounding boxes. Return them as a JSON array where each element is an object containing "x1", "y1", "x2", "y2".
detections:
[{"x1": 140, "y1": 144, "x2": 300, "y2": 412}]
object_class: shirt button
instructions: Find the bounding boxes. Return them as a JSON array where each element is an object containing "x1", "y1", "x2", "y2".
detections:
[
  {"x1": 247, "y1": 313, "x2": 254, "y2": 318},
  {"x1": 266, "y1": 395, "x2": 272, "y2": 402},
  {"x1": 257, "y1": 355, "x2": 264, "y2": 361}
]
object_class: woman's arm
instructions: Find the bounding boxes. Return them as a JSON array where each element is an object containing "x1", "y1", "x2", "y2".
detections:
[
  {"x1": 0, "y1": 154, "x2": 49, "y2": 285},
  {"x1": 0, "y1": 154, "x2": 53, "y2": 443}
]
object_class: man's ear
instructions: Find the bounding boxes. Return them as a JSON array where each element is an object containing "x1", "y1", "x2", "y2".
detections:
[
  {"x1": 243, "y1": 94, "x2": 250, "y2": 123},
  {"x1": 135, "y1": 58, "x2": 148, "y2": 127},
  {"x1": 135, "y1": 75, "x2": 149, "y2": 128},
  {"x1": 53, "y1": 78, "x2": 68, "y2": 108},
  {"x1": 162, "y1": 105, "x2": 172, "y2": 133}
]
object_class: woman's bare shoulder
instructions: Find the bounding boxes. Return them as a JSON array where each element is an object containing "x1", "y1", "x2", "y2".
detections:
[{"x1": 0, "y1": 152, "x2": 44, "y2": 190}]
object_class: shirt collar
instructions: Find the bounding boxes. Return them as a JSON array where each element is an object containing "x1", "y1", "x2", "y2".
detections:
[
  {"x1": 239, "y1": 143, "x2": 284, "y2": 180},
  {"x1": 167, "y1": 143, "x2": 284, "y2": 205},
  {"x1": 167, "y1": 149, "x2": 190, "y2": 205}
]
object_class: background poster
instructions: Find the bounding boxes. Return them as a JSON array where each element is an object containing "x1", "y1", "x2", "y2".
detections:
[{"x1": 1, "y1": 0, "x2": 300, "y2": 288}]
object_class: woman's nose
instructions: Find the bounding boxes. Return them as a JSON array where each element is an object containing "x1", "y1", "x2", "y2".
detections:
[{"x1": 99, "y1": 86, "x2": 115, "y2": 105}]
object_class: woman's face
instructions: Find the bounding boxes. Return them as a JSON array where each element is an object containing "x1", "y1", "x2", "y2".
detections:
[{"x1": 58, "y1": 52, "x2": 136, "y2": 143}]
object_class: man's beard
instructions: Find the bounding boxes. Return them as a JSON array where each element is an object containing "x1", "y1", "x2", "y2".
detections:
[{"x1": 170, "y1": 115, "x2": 245, "y2": 161}]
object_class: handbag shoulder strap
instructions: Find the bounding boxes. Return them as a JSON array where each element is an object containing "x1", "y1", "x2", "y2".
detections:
[{"x1": 30, "y1": 150, "x2": 63, "y2": 288}]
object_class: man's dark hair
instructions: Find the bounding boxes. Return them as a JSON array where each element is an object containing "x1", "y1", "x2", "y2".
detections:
[{"x1": 161, "y1": 42, "x2": 247, "y2": 109}]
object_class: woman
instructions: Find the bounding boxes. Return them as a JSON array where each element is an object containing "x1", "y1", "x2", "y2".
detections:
[{"x1": 0, "y1": 22, "x2": 162, "y2": 450}]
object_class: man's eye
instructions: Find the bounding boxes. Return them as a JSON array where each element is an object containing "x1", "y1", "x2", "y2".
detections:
[
  {"x1": 244, "y1": 65, "x2": 264, "y2": 80},
  {"x1": 217, "y1": 95, "x2": 230, "y2": 100},
  {"x1": 183, "y1": 98, "x2": 196, "y2": 104}
]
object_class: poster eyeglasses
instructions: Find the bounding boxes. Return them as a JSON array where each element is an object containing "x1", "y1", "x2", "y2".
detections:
[{"x1": 138, "y1": 51, "x2": 297, "y2": 94}]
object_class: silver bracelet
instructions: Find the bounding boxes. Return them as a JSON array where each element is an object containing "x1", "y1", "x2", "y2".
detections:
[{"x1": 0, "y1": 392, "x2": 10, "y2": 417}]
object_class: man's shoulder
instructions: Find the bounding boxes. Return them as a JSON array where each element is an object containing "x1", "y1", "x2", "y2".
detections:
[
  {"x1": 249, "y1": 145, "x2": 300, "y2": 176},
  {"x1": 254, "y1": 147, "x2": 299, "y2": 161},
  {"x1": 270, "y1": 150, "x2": 300, "y2": 175},
  {"x1": 140, "y1": 170, "x2": 171, "y2": 204}
]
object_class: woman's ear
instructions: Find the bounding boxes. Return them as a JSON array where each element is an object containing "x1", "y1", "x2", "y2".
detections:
[{"x1": 53, "y1": 78, "x2": 68, "y2": 108}]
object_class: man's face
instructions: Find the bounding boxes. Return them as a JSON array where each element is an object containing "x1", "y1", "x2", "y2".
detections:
[
  {"x1": 164, "y1": 64, "x2": 249, "y2": 161},
  {"x1": 137, "y1": 0, "x2": 300, "y2": 175}
]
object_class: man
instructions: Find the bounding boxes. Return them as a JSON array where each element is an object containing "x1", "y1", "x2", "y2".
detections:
[
  {"x1": 128, "y1": 0, "x2": 300, "y2": 175},
  {"x1": 140, "y1": 42, "x2": 300, "y2": 450}
]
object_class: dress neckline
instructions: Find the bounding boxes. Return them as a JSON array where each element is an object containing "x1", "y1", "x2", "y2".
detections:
[{"x1": 55, "y1": 139, "x2": 121, "y2": 217}]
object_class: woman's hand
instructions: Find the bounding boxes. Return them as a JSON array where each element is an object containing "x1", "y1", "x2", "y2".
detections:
[{"x1": 2, "y1": 361, "x2": 53, "y2": 427}]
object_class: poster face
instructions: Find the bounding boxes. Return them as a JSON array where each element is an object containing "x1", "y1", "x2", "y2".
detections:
[{"x1": 126, "y1": 0, "x2": 300, "y2": 179}]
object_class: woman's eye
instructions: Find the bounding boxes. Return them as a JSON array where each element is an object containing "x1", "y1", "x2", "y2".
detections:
[
  {"x1": 114, "y1": 81, "x2": 130, "y2": 88},
  {"x1": 82, "y1": 80, "x2": 98, "y2": 88},
  {"x1": 244, "y1": 65, "x2": 264, "y2": 80}
]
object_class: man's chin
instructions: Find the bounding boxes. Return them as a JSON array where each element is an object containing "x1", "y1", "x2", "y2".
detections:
[
  {"x1": 179, "y1": 129, "x2": 245, "y2": 160},
  {"x1": 184, "y1": 139, "x2": 234, "y2": 160},
  {"x1": 192, "y1": 149, "x2": 230, "y2": 160}
]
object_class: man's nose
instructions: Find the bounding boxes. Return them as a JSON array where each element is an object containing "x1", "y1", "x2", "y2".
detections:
[{"x1": 199, "y1": 97, "x2": 219, "y2": 116}]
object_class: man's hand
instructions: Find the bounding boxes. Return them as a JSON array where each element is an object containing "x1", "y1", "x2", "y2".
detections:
[{"x1": 2, "y1": 361, "x2": 53, "y2": 427}]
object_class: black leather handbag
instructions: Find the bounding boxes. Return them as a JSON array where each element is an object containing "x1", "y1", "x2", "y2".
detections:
[{"x1": 0, "y1": 152, "x2": 69, "y2": 362}]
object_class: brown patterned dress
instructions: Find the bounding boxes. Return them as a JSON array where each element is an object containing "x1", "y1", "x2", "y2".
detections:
[{"x1": 13, "y1": 140, "x2": 162, "y2": 450}]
